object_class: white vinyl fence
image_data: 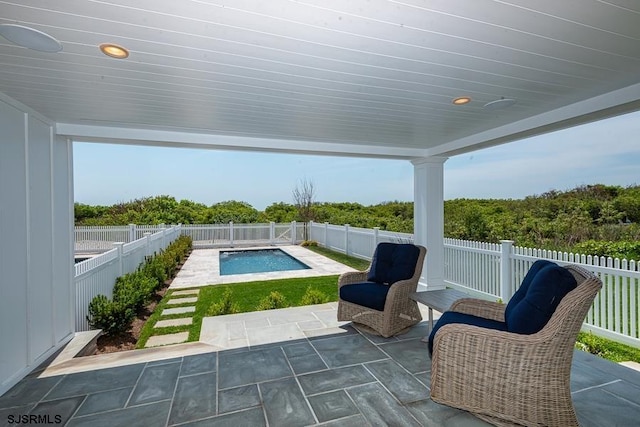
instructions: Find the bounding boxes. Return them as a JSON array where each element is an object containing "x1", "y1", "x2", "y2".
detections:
[
  {"x1": 180, "y1": 222, "x2": 304, "y2": 247},
  {"x1": 309, "y1": 221, "x2": 413, "y2": 260},
  {"x1": 74, "y1": 225, "x2": 182, "y2": 331},
  {"x1": 310, "y1": 222, "x2": 640, "y2": 347},
  {"x1": 76, "y1": 222, "x2": 304, "y2": 253}
]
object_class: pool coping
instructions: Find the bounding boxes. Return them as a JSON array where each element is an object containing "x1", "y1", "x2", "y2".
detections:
[
  {"x1": 169, "y1": 245, "x2": 358, "y2": 289},
  {"x1": 219, "y1": 247, "x2": 311, "y2": 276}
]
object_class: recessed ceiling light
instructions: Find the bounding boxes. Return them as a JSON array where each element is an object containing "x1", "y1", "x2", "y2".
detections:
[
  {"x1": 0, "y1": 24, "x2": 62, "y2": 52},
  {"x1": 452, "y1": 96, "x2": 471, "y2": 105},
  {"x1": 483, "y1": 98, "x2": 517, "y2": 110},
  {"x1": 99, "y1": 43, "x2": 129, "y2": 59}
]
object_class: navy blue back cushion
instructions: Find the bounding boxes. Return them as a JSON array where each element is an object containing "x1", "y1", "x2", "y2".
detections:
[
  {"x1": 506, "y1": 264, "x2": 577, "y2": 334},
  {"x1": 367, "y1": 243, "x2": 420, "y2": 285},
  {"x1": 505, "y1": 259, "x2": 555, "y2": 320},
  {"x1": 428, "y1": 311, "x2": 508, "y2": 355},
  {"x1": 340, "y1": 282, "x2": 391, "y2": 311}
]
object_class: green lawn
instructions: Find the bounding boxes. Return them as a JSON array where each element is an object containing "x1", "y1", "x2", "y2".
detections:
[
  {"x1": 136, "y1": 275, "x2": 340, "y2": 348},
  {"x1": 576, "y1": 332, "x2": 640, "y2": 363},
  {"x1": 304, "y1": 245, "x2": 371, "y2": 270},
  {"x1": 136, "y1": 245, "x2": 370, "y2": 348}
]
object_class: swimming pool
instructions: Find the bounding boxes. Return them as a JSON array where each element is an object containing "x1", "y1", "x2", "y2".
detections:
[{"x1": 219, "y1": 248, "x2": 311, "y2": 275}]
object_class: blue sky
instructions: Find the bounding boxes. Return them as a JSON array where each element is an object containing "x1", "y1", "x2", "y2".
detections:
[{"x1": 73, "y1": 111, "x2": 640, "y2": 211}]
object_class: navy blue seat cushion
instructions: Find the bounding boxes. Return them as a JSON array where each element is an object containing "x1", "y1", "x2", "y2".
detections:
[
  {"x1": 367, "y1": 243, "x2": 420, "y2": 285},
  {"x1": 340, "y1": 282, "x2": 390, "y2": 311},
  {"x1": 505, "y1": 264, "x2": 578, "y2": 334},
  {"x1": 428, "y1": 311, "x2": 508, "y2": 355},
  {"x1": 504, "y1": 259, "x2": 555, "y2": 321}
]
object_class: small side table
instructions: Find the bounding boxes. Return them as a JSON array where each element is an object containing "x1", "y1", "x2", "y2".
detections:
[{"x1": 410, "y1": 289, "x2": 468, "y2": 334}]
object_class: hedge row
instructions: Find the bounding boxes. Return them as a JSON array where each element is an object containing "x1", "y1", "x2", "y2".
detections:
[{"x1": 87, "y1": 235, "x2": 192, "y2": 335}]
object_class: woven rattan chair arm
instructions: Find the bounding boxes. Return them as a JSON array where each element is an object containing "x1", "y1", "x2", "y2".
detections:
[
  {"x1": 382, "y1": 279, "x2": 415, "y2": 306},
  {"x1": 385, "y1": 278, "x2": 415, "y2": 297},
  {"x1": 338, "y1": 270, "x2": 370, "y2": 287},
  {"x1": 430, "y1": 323, "x2": 570, "y2": 423},
  {"x1": 449, "y1": 298, "x2": 506, "y2": 322}
]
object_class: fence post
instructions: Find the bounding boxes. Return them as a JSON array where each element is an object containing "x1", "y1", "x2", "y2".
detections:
[
  {"x1": 114, "y1": 242, "x2": 124, "y2": 276},
  {"x1": 129, "y1": 224, "x2": 136, "y2": 242},
  {"x1": 270, "y1": 222, "x2": 275, "y2": 245},
  {"x1": 324, "y1": 222, "x2": 329, "y2": 248},
  {"x1": 344, "y1": 224, "x2": 350, "y2": 256},
  {"x1": 291, "y1": 221, "x2": 297, "y2": 244},
  {"x1": 500, "y1": 240, "x2": 514, "y2": 302},
  {"x1": 144, "y1": 232, "x2": 151, "y2": 257},
  {"x1": 229, "y1": 221, "x2": 234, "y2": 246},
  {"x1": 373, "y1": 227, "x2": 380, "y2": 254}
]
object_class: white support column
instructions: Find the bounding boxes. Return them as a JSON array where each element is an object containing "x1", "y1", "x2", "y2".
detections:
[{"x1": 412, "y1": 157, "x2": 448, "y2": 291}]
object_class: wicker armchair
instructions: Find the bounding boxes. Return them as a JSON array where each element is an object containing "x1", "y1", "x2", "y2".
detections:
[
  {"x1": 337, "y1": 243, "x2": 427, "y2": 337},
  {"x1": 430, "y1": 264, "x2": 602, "y2": 427}
]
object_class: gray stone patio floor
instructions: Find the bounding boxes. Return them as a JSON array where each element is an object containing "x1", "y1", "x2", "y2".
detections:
[{"x1": 2, "y1": 306, "x2": 640, "y2": 426}]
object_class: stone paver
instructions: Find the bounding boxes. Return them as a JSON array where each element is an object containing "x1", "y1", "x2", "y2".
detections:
[
  {"x1": 145, "y1": 332, "x2": 189, "y2": 347},
  {"x1": 166, "y1": 297, "x2": 198, "y2": 305},
  {"x1": 162, "y1": 306, "x2": 196, "y2": 316},
  {"x1": 172, "y1": 289, "x2": 200, "y2": 296},
  {"x1": 155, "y1": 318, "x2": 193, "y2": 328}
]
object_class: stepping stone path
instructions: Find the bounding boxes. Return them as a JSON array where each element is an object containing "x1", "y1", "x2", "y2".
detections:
[{"x1": 145, "y1": 288, "x2": 200, "y2": 348}]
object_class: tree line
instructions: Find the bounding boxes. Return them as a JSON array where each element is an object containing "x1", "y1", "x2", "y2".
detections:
[{"x1": 75, "y1": 184, "x2": 640, "y2": 259}]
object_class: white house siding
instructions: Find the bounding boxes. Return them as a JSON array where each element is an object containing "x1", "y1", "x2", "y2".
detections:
[{"x1": 0, "y1": 94, "x2": 74, "y2": 396}]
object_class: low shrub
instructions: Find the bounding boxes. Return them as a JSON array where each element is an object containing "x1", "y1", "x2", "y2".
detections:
[
  {"x1": 140, "y1": 255, "x2": 167, "y2": 289},
  {"x1": 113, "y1": 271, "x2": 156, "y2": 310},
  {"x1": 300, "y1": 286, "x2": 329, "y2": 305},
  {"x1": 575, "y1": 332, "x2": 614, "y2": 359},
  {"x1": 206, "y1": 288, "x2": 240, "y2": 316},
  {"x1": 87, "y1": 295, "x2": 135, "y2": 335},
  {"x1": 256, "y1": 291, "x2": 289, "y2": 311},
  {"x1": 573, "y1": 240, "x2": 640, "y2": 261},
  {"x1": 301, "y1": 240, "x2": 318, "y2": 247},
  {"x1": 86, "y1": 234, "x2": 193, "y2": 336}
]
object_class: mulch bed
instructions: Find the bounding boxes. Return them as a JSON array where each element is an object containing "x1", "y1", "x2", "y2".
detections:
[
  {"x1": 93, "y1": 283, "x2": 170, "y2": 354},
  {"x1": 92, "y1": 256, "x2": 189, "y2": 355}
]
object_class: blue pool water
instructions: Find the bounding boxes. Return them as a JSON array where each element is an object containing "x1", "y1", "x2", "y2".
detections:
[{"x1": 219, "y1": 249, "x2": 310, "y2": 275}]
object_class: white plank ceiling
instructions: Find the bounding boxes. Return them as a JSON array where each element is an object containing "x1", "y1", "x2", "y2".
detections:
[{"x1": 1, "y1": 0, "x2": 640, "y2": 158}]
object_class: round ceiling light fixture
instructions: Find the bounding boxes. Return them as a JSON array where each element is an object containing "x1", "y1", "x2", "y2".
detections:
[
  {"x1": 483, "y1": 97, "x2": 517, "y2": 111},
  {"x1": 452, "y1": 96, "x2": 471, "y2": 105},
  {"x1": 0, "y1": 24, "x2": 62, "y2": 52},
  {"x1": 99, "y1": 43, "x2": 129, "y2": 59}
]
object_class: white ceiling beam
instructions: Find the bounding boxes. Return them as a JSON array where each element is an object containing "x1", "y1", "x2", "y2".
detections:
[{"x1": 55, "y1": 123, "x2": 426, "y2": 160}]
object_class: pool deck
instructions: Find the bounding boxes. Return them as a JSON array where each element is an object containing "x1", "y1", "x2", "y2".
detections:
[{"x1": 169, "y1": 246, "x2": 357, "y2": 289}]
